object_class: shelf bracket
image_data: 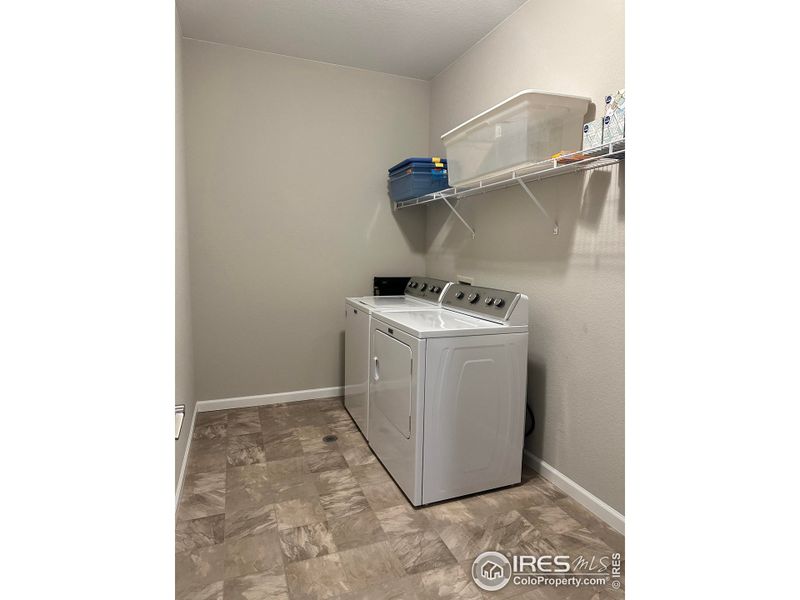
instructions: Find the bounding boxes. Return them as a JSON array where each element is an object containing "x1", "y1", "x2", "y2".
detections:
[
  {"x1": 439, "y1": 193, "x2": 475, "y2": 239},
  {"x1": 517, "y1": 179, "x2": 558, "y2": 235}
]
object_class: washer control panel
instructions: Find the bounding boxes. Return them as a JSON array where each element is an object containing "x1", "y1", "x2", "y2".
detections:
[
  {"x1": 441, "y1": 284, "x2": 520, "y2": 322},
  {"x1": 404, "y1": 277, "x2": 451, "y2": 303}
]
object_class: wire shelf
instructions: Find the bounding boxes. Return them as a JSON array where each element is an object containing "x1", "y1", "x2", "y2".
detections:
[{"x1": 392, "y1": 139, "x2": 625, "y2": 210}]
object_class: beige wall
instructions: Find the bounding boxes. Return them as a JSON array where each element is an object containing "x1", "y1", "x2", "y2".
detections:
[
  {"x1": 175, "y1": 11, "x2": 195, "y2": 488},
  {"x1": 182, "y1": 39, "x2": 429, "y2": 401},
  {"x1": 426, "y1": 0, "x2": 625, "y2": 513}
]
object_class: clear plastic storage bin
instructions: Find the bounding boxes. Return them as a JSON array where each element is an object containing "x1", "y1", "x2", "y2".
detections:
[{"x1": 441, "y1": 90, "x2": 590, "y2": 187}]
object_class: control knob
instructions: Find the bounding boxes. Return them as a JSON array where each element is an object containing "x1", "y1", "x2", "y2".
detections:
[
  {"x1": 467, "y1": 293, "x2": 479, "y2": 304},
  {"x1": 493, "y1": 298, "x2": 505, "y2": 307},
  {"x1": 419, "y1": 283, "x2": 427, "y2": 291},
  {"x1": 484, "y1": 297, "x2": 494, "y2": 305},
  {"x1": 454, "y1": 291, "x2": 464, "y2": 299}
]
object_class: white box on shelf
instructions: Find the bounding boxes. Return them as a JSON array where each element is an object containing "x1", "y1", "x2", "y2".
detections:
[
  {"x1": 603, "y1": 108, "x2": 625, "y2": 143},
  {"x1": 604, "y1": 88, "x2": 625, "y2": 116},
  {"x1": 441, "y1": 90, "x2": 590, "y2": 187},
  {"x1": 582, "y1": 118, "x2": 604, "y2": 149}
]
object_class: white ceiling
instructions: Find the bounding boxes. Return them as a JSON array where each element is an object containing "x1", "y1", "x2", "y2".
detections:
[{"x1": 176, "y1": 0, "x2": 527, "y2": 80}]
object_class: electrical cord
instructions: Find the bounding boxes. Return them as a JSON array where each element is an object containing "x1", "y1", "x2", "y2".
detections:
[{"x1": 525, "y1": 404, "x2": 535, "y2": 437}]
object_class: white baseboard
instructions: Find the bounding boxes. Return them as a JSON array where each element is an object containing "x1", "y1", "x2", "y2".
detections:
[
  {"x1": 523, "y1": 449, "x2": 625, "y2": 534},
  {"x1": 196, "y1": 386, "x2": 344, "y2": 413},
  {"x1": 175, "y1": 405, "x2": 197, "y2": 514}
]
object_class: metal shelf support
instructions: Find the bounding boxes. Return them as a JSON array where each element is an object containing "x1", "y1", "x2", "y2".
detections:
[
  {"x1": 517, "y1": 179, "x2": 558, "y2": 235},
  {"x1": 440, "y1": 193, "x2": 475, "y2": 239}
]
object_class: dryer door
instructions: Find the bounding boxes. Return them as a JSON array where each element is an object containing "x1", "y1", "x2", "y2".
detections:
[{"x1": 371, "y1": 330, "x2": 412, "y2": 439}]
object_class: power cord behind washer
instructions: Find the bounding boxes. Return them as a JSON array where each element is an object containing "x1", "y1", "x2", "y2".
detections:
[{"x1": 525, "y1": 404, "x2": 535, "y2": 437}]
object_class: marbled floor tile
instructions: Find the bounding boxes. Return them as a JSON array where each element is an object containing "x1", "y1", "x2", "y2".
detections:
[
  {"x1": 175, "y1": 543, "x2": 225, "y2": 596},
  {"x1": 301, "y1": 434, "x2": 340, "y2": 455},
  {"x1": 341, "y1": 444, "x2": 378, "y2": 468},
  {"x1": 329, "y1": 417, "x2": 360, "y2": 434},
  {"x1": 226, "y1": 407, "x2": 262, "y2": 437},
  {"x1": 193, "y1": 412, "x2": 227, "y2": 440},
  {"x1": 263, "y1": 430, "x2": 305, "y2": 461},
  {"x1": 224, "y1": 571, "x2": 289, "y2": 600},
  {"x1": 519, "y1": 505, "x2": 583, "y2": 536},
  {"x1": 313, "y1": 467, "x2": 360, "y2": 494},
  {"x1": 335, "y1": 574, "x2": 418, "y2": 600},
  {"x1": 286, "y1": 410, "x2": 329, "y2": 428},
  {"x1": 195, "y1": 409, "x2": 226, "y2": 425},
  {"x1": 460, "y1": 484, "x2": 549, "y2": 519},
  {"x1": 223, "y1": 530, "x2": 283, "y2": 579},
  {"x1": 327, "y1": 508, "x2": 387, "y2": 551},
  {"x1": 418, "y1": 501, "x2": 474, "y2": 533},
  {"x1": 225, "y1": 463, "x2": 273, "y2": 513},
  {"x1": 414, "y1": 563, "x2": 483, "y2": 600},
  {"x1": 361, "y1": 481, "x2": 407, "y2": 512},
  {"x1": 375, "y1": 504, "x2": 430, "y2": 537},
  {"x1": 338, "y1": 540, "x2": 405, "y2": 591},
  {"x1": 177, "y1": 471, "x2": 226, "y2": 521},
  {"x1": 321, "y1": 407, "x2": 352, "y2": 422},
  {"x1": 438, "y1": 510, "x2": 536, "y2": 561},
  {"x1": 275, "y1": 496, "x2": 327, "y2": 530},
  {"x1": 176, "y1": 514, "x2": 225, "y2": 553},
  {"x1": 279, "y1": 521, "x2": 337, "y2": 563},
  {"x1": 272, "y1": 475, "x2": 319, "y2": 504},
  {"x1": 227, "y1": 433, "x2": 266, "y2": 467},
  {"x1": 186, "y1": 438, "x2": 228, "y2": 475},
  {"x1": 304, "y1": 450, "x2": 349, "y2": 474},
  {"x1": 284, "y1": 552, "x2": 351, "y2": 600},
  {"x1": 265, "y1": 455, "x2": 305, "y2": 479},
  {"x1": 175, "y1": 580, "x2": 223, "y2": 600},
  {"x1": 260, "y1": 410, "x2": 293, "y2": 435},
  {"x1": 544, "y1": 528, "x2": 614, "y2": 559},
  {"x1": 296, "y1": 424, "x2": 332, "y2": 443},
  {"x1": 555, "y1": 496, "x2": 625, "y2": 554},
  {"x1": 336, "y1": 431, "x2": 369, "y2": 449},
  {"x1": 225, "y1": 503, "x2": 277, "y2": 542},
  {"x1": 319, "y1": 487, "x2": 371, "y2": 520},
  {"x1": 526, "y1": 474, "x2": 568, "y2": 503},
  {"x1": 389, "y1": 530, "x2": 457, "y2": 575},
  {"x1": 351, "y1": 462, "x2": 393, "y2": 487}
]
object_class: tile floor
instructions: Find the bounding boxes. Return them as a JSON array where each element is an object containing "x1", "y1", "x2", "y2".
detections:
[{"x1": 176, "y1": 398, "x2": 624, "y2": 600}]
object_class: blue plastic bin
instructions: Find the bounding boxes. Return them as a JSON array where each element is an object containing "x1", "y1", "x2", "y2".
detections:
[
  {"x1": 388, "y1": 170, "x2": 449, "y2": 202},
  {"x1": 388, "y1": 157, "x2": 447, "y2": 175}
]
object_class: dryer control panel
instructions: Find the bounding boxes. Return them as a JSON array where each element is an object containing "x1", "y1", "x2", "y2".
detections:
[
  {"x1": 441, "y1": 284, "x2": 521, "y2": 323},
  {"x1": 404, "y1": 277, "x2": 451, "y2": 303}
]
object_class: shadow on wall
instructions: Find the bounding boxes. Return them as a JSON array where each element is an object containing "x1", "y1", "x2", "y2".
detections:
[
  {"x1": 339, "y1": 329, "x2": 345, "y2": 389},
  {"x1": 526, "y1": 359, "x2": 547, "y2": 457},
  {"x1": 388, "y1": 196, "x2": 427, "y2": 255},
  {"x1": 424, "y1": 173, "x2": 597, "y2": 272}
]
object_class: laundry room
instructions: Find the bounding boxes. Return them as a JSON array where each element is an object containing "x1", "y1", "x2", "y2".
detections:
[
  {"x1": 175, "y1": 0, "x2": 625, "y2": 598},
  {"x1": 11, "y1": 1, "x2": 799, "y2": 600}
]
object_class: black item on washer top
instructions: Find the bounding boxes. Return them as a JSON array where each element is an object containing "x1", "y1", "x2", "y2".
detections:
[{"x1": 373, "y1": 276, "x2": 411, "y2": 296}]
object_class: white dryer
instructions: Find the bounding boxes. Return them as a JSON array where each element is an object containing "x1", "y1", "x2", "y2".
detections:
[
  {"x1": 344, "y1": 277, "x2": 452, "y2": 440},
  {"x1": 368, "y1": 284, "x2": 529, "y2": 506}
]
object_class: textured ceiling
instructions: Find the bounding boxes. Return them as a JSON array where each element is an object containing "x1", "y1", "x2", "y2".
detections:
[{"x1": 176, "y1": 0, "x2": 527, "y2": 80}]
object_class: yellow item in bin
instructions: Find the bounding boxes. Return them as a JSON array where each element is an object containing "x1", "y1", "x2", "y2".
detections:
[{"x1": 431, "y1": 157, "x2": 441, "y2": 162}]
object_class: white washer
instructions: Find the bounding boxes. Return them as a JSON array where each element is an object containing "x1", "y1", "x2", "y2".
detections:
[
  {"x1": 344, "y1": 277, "x2": 452, "y2": 440},
  {"x1": 368, "y1": 283, "x2": 529, "y2": 506}
]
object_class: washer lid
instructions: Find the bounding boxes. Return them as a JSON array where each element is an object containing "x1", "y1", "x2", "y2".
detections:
[
  {"x1": 374, "y1": 309, "x2": 528, "y2": 338},
  {"x1": 346, "y1": 295, "x2": 432, "y2": 313}
]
